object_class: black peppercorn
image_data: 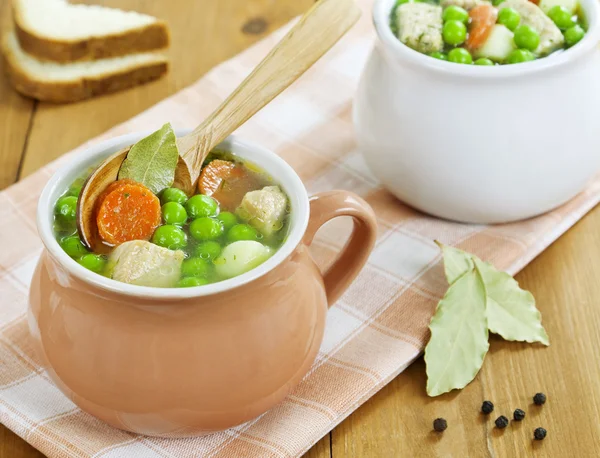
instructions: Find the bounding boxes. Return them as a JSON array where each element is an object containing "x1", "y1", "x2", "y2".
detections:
[
  {"x1": 534, "y1": 427, "x2": 547, "y2": 440},
  {"x1": 495, "y1": 415, "x2": 509, "y2": 429},
  {"x1": 513, "y1": 409, "x2": 526, "y2": 421},
  {"x1": 433, "y1": 418, "x2": 448, "y2": 432},
  {"x1": 533, "y1": 393, "x2": 547, "y2": 405},
  {"x1": 481, "y1": 400, "x2": 494, "y2": 414}
]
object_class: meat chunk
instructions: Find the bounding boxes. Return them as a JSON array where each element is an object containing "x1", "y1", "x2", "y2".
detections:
[
  {"x1": 441, "y1": 0, "x2": 488, "y2": 11},
  {"x1": 109, "y1": 240, "x2": 184, "y2": 288},
  {"x1": 500, "y1": 0, "x2": 564, "y2": 55},
  {"x1": 395, "y1": 3, "x2": 443, "y2": 54},
  {"x1": 236, "y1": 186, "x2": 287, "y2": 237}
]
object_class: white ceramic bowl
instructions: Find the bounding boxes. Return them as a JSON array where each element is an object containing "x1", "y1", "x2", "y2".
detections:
[{"x1": 354, "y1": 0, "x2": 600, "y2": 223}]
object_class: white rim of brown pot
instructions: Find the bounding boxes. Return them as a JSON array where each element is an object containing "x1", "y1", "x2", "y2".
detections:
[
  {"x1": 37, "y1": 131, "x2": 310, "y2": 300},
  {"x1": 374, "y1": 0, "x2": 600, "y2": 78}
]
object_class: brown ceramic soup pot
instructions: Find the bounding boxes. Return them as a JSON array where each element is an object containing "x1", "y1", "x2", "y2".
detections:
[{"x1": 30, "y1": 131, "x2": 377, "y2": 437}]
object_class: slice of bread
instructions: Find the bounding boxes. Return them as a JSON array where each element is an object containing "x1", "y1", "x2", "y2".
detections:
[
  {"x1": 2, "y1": 32, "x2": 168, "y2": 103},
  {"x1": 13, "y1": 0, "x2": 170, "y2": 63}
]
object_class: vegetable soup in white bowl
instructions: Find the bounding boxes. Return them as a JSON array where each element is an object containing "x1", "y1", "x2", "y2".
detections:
[{"x1": 354, "y1": 0, "x2": 600, "y2": 223}]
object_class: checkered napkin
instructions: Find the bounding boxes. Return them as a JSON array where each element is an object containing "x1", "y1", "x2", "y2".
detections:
[{"x1": 2, "y1": 1, "x2": 600, "y2": 456}]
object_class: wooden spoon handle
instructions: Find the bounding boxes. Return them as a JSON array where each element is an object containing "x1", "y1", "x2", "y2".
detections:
[{"x1": 176, "y1": 0, "x2": 361, "y2": 186}]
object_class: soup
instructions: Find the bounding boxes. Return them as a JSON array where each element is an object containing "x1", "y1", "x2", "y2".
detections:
[
  {"x1": 53, "y1": 133, "x2": 290, "y2": 288},
  {"x1": 390, "y1": 0, "x2": 587, "y2": 64}
]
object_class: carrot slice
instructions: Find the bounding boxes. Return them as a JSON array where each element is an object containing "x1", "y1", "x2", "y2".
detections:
[
  {"x1": 466, "y1": 4, "x2": 498, "y2": 51},
  {"x1": 198, "y1": 160, "x2": 243, "y2": 195},
  {"x1": 95, "y1": 179, "x2": 138, "y2": 206},
  {"x1": 96, "y1": 181, "x2": 161, "y2": 246},
  {"x1": 198, "y1": 160, "x2": 253, "y2": 210}
]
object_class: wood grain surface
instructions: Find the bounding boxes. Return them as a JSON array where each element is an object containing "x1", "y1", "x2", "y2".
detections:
[{"x1": 1, "y1": 1, "x2": 599, "y2": 457}]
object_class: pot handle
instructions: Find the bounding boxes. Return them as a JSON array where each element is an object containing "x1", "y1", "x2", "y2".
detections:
[{"x1": 303, "y1": 191, "x2": 377, "y2": 307}]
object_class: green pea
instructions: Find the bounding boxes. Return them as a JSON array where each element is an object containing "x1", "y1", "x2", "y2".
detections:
[
  {"x1": 227, "y1": 224, "x2": 259, "y2": 242},
  {"x1": 152, "y1": 225, "x2": 187, "y2": 250},
  {"x1": 78, "y1": 254, "x2": 106, "y2": 274},
  {"x1": 443, "y1": 5, "x2": 469, "y2": 23},
  {"x1": 507, "y1": 48, "x2": 535, "y2": 64},
  {"x1": 66, "y1": 178, "x2": 85, "y2": 197},
  {"x1": 474, "y1": 58, "x2": 495, "y2": 66},
  {"x1": 185, "y1": 195, "x2": 218, "y2": 219},
  {"x1": 429, "y1": 51, "x2": 448, "y2": 60},
  {"x1": 181, "y1": 257, "x2": 212, "y2": 278},
  {"x1": 443, "y1": 20, "x2": 467, "y2": 46},
  {"x1": 55, "y1": 196, "x2": 78, "y2": 223},
  {"x1": 564, "y1": 24, "x2": 585, "y2": 46},
  {"x1": 492, "y1": 0, "x2": 505, "y2": 5},
  {"x1": 190, "y1": 217, "x2": 224, "y2": 241},
  {"x1": 60, "y1": 235, "x2": 89, "y2": 258},
  {"x1": 395, "y1": 0, "x2": 422, "y2": 6},
  {"x1": 196, "y1": 241, "x2": 222, "y2": 259},
  {"x1": 161, "y1": 187, "x2": 188, "y2": 205},
  {"x1": 447, "y1": 47, "x2": 472, "y2": 64},
  {"x1": 498, "y1": 7, "x2": 521, "y2": 31},
  {"x1": 177, "y1": 277, "x2": 210, "y2": 288},
  {"x1": 67, "y1": 185, "x2": 82, "y2": 197},
  {"x1": 53, "y1": 220, "x2": 77, "y2": 237},
  {"x1": 473, "y1": 57, "x2": 495, "y2": 66},
  {"x1": 547, "y1": 5, "x2": 575, "y2": 30},
  {"x1": 162, "y1": 202, "x2": 187, "y2": 225},
  {"x1": 513, "y1": 25, "x2": 540, "y2": 51},
  {"x1": 217, "y1": 211, "x2": 238, "y2": 231}
]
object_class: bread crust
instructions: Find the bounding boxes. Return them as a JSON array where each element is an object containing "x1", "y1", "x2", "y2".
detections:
[
  {"x1": 13, "y1": 4, "x2": 170, "y2": 63},
  {"x1": 2, "y1": 47, "x2": 169, "y2": 103}
]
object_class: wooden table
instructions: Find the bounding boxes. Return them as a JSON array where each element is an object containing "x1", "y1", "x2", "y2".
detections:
[{"x1": 2, "y1": 1, "x2": 600, "y2": 457}]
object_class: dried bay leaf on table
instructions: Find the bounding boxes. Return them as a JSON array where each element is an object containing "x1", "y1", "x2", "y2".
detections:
[
  {"x1": 118, "y1": 123, "x2": 179, "y2": 195},
  {"x1": 425, "y1": 266, "x2": 489, "y2": 397},
  {"x1": 436, "y1": 240, "x2": 474, "y2": 285},
  {"x1": 475, "y1": 258, "x2": 550, "y2": 346},
  {"x1": 436, "y1": 241, "x2": 549, "y2": 346},
  {"x1": 425, "y1": 243, "x2": 549, "y2": 396}
]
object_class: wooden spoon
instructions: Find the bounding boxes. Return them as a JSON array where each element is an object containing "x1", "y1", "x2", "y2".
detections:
[{"x1": 77, "y1": 0, "x2": 361, "y2": 250}]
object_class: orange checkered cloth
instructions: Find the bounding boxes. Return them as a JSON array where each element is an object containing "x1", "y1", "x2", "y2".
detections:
[{"x1": 2, "y1": 1, "x2": 599, "y2": 456}]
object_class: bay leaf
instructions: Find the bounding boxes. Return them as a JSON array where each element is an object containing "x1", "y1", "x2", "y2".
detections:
[
  {"x1": 474, "y1": 258, "x2": 550, "y2": 346},
  {"x1": 425, "y1": 266, "x2": 489, "y2": 397},
  {"x1": 436, "y1": 242, "x2": 550, "y2": 345},
  {"x1": 118, "y1": 123, "x2": 179, "y2": 195},
  {"x1": 435, "y1": 240, "x2": 473, "y2": 285}
]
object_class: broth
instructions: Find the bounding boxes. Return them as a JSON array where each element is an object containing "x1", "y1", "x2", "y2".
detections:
[{"x1": 53, "y1": 151, "x2": 291, "y2": 288}]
